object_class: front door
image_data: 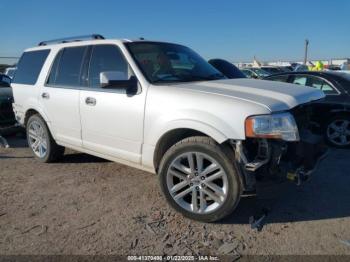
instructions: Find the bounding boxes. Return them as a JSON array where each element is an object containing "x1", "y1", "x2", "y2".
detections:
[{"x1": 79, "y1": 44, "x2": 146, "y2": 163}]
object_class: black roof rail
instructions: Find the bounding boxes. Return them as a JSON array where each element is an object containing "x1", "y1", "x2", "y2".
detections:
[{"x1": 38, "y1": 34, "x2": 105, "y2": 46}]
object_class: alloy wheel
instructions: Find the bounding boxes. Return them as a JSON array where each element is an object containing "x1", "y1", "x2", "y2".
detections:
[
  {"x1": 166, "y1": 152, "x2": 228, "y2": 214},
  {"x1": 327, "y1": 119, "x2": 350, "y2": 146},
  {"x1": 28, "y1": 120, "x2": 48, "y2": 158}
]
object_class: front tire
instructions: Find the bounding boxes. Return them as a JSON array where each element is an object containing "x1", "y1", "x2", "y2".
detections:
[
  {"x1": 26, "y1": 114, "x2": 64, "y2": 162},
  {"x1": 158, "y1": 136, "x2": 241, "y2": 222}
]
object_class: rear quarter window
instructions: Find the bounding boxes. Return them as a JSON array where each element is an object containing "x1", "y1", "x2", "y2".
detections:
[{"x1": 12, "y1": 49, "x2": 50, "y2": 85}]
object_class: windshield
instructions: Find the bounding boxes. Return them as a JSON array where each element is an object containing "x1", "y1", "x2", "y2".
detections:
[{"x1": 126, "y1": 42, "x2": 226, "y2": 84}]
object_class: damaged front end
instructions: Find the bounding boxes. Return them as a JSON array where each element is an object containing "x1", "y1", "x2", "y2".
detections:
[{"x1": 232, "y1": 103, "x2": 328, "y2": 192}]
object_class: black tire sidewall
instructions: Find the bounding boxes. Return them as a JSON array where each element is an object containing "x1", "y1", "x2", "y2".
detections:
[
  {"x1": 26, "y1": 115, "x2": 52, "y2": 162},
  {"x1": 159, "y1": 138, "x2": 241, "y2": 222}
]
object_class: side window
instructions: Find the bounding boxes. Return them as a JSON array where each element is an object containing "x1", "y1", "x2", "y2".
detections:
[
  {"x1": 292, "y1": 75, "x2": 307, "y2": 86},
  {"x1": 12, "y1": 49, "x2": 50, "y2": 85},
  {"x1": 46, "y1": 50, "x2": 63, "y2": 85},
  {"x1": 266, "y1": 75, "x2": 289, "y2": 82},
  {"x1": 307, "y1": 76, "x2": 337, "y2": 94},
  {"x1": 88, "y1": 45, "x2": 130, "y2": 88},
  {"x1": 48, "y1": 46, "x2": 87, "y2": 87}
]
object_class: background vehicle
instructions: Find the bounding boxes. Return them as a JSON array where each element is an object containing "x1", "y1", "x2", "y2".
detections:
[
  {"x1": 208, "y1": 59, "x2": 246, "y2": 79},
  {"x1": 12, "y1": 35, "x2": 326, "y2": 222},
  {"x1": 0, "y1": 74, "x2": 11, "y2": 87},
  {"x1": 4, "y1": 67, "x2": 17, "y2": 79},
  {"x1": 259, "y1": 66, "x2": 285, "y2": 75},
  {"x1": 0, "y1": 74, "x2": 16, "y2": 129},
  {"x1": 241, "y1": 68, "x2": 270, "y2": 79},
  {"x1": 265, "y1": 71, "x2": 350, "y2": 148}
]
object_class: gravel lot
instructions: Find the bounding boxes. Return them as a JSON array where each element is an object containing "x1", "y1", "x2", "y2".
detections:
[{"x1": 0, "y1": 136, "x2": 350, "y2": 256}]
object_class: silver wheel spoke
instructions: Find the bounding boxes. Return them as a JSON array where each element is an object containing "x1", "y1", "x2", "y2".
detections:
[
  {"x1": 191, "y1": 188, "x2": 198, "y2": 212},
  {"x1": 28, "y1": 130, "x2": 38, "y2": 140},
  {"x1": 205, "y1": 181, "x2": 225, "y2": 197},
  {"x1": 187, "y1": 153, "x2": 195, "y2": 173},
  {"x1": 173, "y1": 162, "x2": 191, "y2": 175},
  {"x1": 196, "y1": 154, "x2": 204, "y2": 173},
  {"x1": 41, "y1": 140, "x2": 47, "y2": 150},
  {"x1": 199, "y1": 190, "x2": 206, "y2": 212},
  {"x1": 174, "y1": 187, "x2": 193, "y2": 200},
  {"x1": 205, "y1": 170, "x2": 224, "y2": 182},
  {"x1": 202, "y1": 188, "x2": 223, "y2": 204},
  {"x1": 32, "y1": 140, "x2": 40, "y2": 151},
  {"x1": 170, "y1": 180, "x2": 189, "y2": 194},
  {"x1": 169, "y1": 169, "x2": 187, "y2": 180},
  {"x1": 39, "y1": 144, "x2": 45, "y2": 157},
  {"x1": 200, "y1": 163, "x2": 219, "y2": 176}
]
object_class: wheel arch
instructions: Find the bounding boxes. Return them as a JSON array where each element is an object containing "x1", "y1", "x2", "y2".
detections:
[
  {"x1": 152, "y1": 124, "x2": 232, "y2": 172},
  {"x1": 23, "y1": 108, "x2": 56, "y2": 139}
]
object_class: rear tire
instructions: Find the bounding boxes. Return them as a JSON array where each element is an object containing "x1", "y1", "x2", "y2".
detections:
[
  {"x1": 158, "y1": 136, "x2": 241, "y2": 222},
  {"x1": 26, "y1": 114, "x2": 64, "y2": 162}
]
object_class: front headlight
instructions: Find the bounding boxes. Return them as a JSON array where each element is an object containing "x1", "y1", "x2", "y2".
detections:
[{"x1": 245, "y1": 112, "x2": 299, "y2": 141}]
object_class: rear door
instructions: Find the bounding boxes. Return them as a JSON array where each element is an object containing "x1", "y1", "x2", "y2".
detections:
[
  {"x1": 79, "y1": 44, "x2": 146, "y2": 163},
  {"x1": 40, "y1": 46, "x2": 88, "y2": 147}
]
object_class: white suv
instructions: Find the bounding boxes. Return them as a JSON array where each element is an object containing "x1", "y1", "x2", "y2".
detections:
[{"x1": 12, "y1": 35, "x2": 327, "y2": 222}]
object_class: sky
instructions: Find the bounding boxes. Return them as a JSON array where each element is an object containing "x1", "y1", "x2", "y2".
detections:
[{"x1": 1, "y1": 0, "x2": 349, "y2": 63}]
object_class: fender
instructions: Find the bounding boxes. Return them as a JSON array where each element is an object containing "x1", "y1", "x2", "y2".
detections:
[{"x1": 144, "y1": 108, "x2": 247, "y2": 147}]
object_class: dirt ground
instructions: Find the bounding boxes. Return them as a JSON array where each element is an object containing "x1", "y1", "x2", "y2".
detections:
[{"x1": 0, "y1": 136, "x2": 350, "y2": 256}]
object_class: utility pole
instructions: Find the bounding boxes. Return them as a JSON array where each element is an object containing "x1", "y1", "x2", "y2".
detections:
[{"x1": 304, "y1": 39, "x2": 309, "y2": 65}]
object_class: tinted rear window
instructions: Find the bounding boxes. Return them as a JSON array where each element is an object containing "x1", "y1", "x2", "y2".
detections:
[
  {"x1": 48, "y1": 46, "x2": 87, "y2": 87},
  {"x1": 12, "y1": 50, "x2": 50, "y2": 85}
]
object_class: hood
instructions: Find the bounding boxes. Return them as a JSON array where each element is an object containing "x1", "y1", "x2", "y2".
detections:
[{"x1": 174, "y1": 78, "x2": 325, "y2": 112}]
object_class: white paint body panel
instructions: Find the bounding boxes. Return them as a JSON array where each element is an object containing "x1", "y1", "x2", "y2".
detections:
[{"x1": 11, "y1": 39, "x2": 325, "y2": 173}]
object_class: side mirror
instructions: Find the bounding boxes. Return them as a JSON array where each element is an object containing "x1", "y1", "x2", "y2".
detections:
[{"x1": 100, "y1": 71, "x2": 137, "y2": 90}]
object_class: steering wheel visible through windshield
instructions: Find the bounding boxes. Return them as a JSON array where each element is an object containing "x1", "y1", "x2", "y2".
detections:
[{"x1": 125, "y1": 42, "x2": 226, "y2": 84}]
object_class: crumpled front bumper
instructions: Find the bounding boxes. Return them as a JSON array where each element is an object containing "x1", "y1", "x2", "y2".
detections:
[
  {"x1": 236, "y1": 129, "x2": 328, "y2": 192},
  {"x1": 283, "y1": 129, "x2": 328, "y2": 185}
]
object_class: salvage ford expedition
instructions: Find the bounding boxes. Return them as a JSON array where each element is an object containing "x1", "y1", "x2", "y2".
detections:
[{"x1": 11, "y1": 35, "x2": 327, "y2": 222}]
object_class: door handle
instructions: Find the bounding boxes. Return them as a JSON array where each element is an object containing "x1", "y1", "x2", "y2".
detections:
[
  {"x1": 41, "y1": 92, "x2": 50, "y2": 99},
  {"x1": 85, "y1": 97, "x2": 96, "y2": 106}
]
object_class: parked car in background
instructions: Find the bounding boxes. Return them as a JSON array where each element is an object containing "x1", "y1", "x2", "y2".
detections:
[
  {"x1": 278, "y1": 66, "x2": 293, "y2": 72},
  {"x1": 12, "y1": 35, "x2": 326, "y2": 222},
  {"x1": 208, "y1": 59, "x2": 246, "y2": 79},
  {"x1": 259, "y1": 66, "x2": 285, "y2": 75},
  {"x1": 0, "y1": 74, "x2": 11, "y2": 87},
  {"x1": 264, "y1": 71, "x2": 350, "y2": 148},
  {"x1": 241, "y1": 67, "x2": 270, "y2": 79},
  {"x1": 0, "y1": 74, "x2": 16, "y2": 128},
  {"x1": 294, "y1": 64, "x2": 309, "y2": 72},
  {"x1": 326, "y1": 65, "x2": 341, "y2": 71},
  {"x1": 4, "y1": 67, "x2": 17, "y2": 79}
]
